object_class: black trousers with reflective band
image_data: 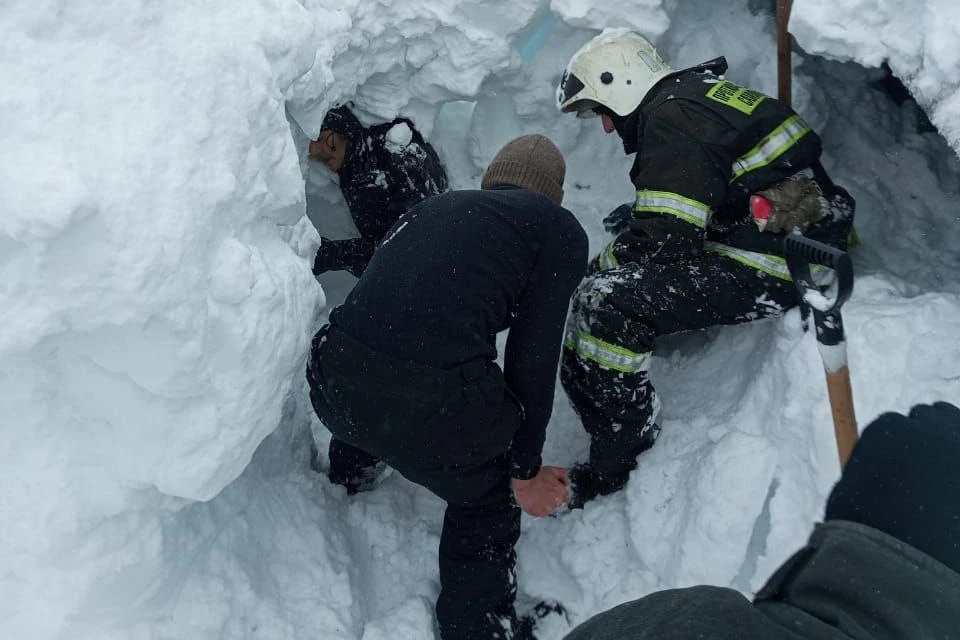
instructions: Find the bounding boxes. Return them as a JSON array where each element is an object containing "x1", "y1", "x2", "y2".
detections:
[
  {"x1": 308, "y1": 325, "x2": 523, "y2": 639},
  {"x1": 561, "y1": 252, "x2": 797, "y2": 476}
]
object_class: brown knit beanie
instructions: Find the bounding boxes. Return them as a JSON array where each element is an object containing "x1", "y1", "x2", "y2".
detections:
[{"x1": 481, "y1": 134, "x2": 565, "y2": 205}]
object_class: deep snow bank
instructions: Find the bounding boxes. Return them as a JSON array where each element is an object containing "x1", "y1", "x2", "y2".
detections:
[
  {"x1": 793, "y1": 0, "x2": 960, "y2": 156},
  {"x1": 0, "y1": 0, "x2": 329, "y2": 633}
]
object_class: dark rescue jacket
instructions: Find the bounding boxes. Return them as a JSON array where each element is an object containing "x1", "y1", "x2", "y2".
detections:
[
  {"x1": 564, "y1": 519, "x2": 960, "y2": 640},
  {"x1": 603, "y1": 58, "x2": 855, "y2": 280},
  {"x1": 322, "y1": 106, "x2": 449, "y2": 276}
]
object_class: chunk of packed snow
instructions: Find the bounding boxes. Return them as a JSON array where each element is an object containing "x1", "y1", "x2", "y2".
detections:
[{"x1": 385, "y1": 122, "x2": 414, "y2": 152}]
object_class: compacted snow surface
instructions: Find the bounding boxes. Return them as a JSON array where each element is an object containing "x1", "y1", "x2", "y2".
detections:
[{"x1": 1, "y1": 0, "x2": 958, "y2": 638}]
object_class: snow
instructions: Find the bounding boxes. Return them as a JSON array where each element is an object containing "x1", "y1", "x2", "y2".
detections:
[
  {"x1": 792, "y1": 0, "x2": 960, "y2": 155},
  {"x1": 816, "y1": 341, "x2": 849, "y2": 373},
  {"x1": 385, "y1": 122, "x2": 414, "y2": 152},
  {"x1": 550, "y1": 0, "x2": 669, "y2": 35},
  {"x1": 2, "y1": 0, "x2": 959, "y2": 639}
]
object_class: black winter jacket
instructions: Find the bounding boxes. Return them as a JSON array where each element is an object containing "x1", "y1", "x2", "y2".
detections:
[
  {"x1": 610, "y1": 58, "x2": 854, "y2": 269},
  {"x1": 565, "y1": 520, "x2": 960, "y2": 640},
  {"x1": 317, "y1": 107, "x2": 449, "y2": 277},
  {"x1": 330, "y1": 187, "x2": 588, "y2": 478}
]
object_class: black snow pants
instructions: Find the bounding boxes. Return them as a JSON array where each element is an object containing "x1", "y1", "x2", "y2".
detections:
[
  {"x1": 561, "y1": 249, "x2": 798, "y2": 477},
  {"x1": 307, "y1": 324, "x2": 524, "y2": 640}
]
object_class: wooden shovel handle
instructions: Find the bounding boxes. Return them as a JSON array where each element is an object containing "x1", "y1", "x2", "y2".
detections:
[
  {"x1": 825, "y1": 365, "x2": 859, "y2": 467},
  {"x1": 777, "y1": 0, "x2": 795, "y2": 106}
]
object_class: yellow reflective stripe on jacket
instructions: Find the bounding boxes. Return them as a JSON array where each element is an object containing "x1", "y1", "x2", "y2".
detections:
[
  {"x1": 730, "y1": 115, "x2": 812, "y2": 181},
  {"x1": 704, "y1": 241, "x2": 832, "y2": 283},
  {"x1": 634, "y1": 190, "x2": 712, "y2": 229},
  {"x1": 597, "y1": 239, "x2": 620, "y2": 272},
  {"x1": 564, "y1": 328, "x2": 651, "y2": 373}
]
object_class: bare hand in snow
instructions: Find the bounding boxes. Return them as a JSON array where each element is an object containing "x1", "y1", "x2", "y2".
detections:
[{"x1": 512, "y1": 466, "x2": 569, "y2": 517}]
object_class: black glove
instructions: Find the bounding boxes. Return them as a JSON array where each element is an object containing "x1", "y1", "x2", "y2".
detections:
[
  {"x1": 603, "y1": 203, "x2": 634, "y2": 234},
  {"x1": 312, "y1": 238, "x2": 342, "y2": 276}
]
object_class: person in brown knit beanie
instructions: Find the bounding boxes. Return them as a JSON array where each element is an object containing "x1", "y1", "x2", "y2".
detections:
[
  {"x1": 481, "y1": 134, "x2": 566, "y2": 205},
  {"x1": 308, "y1": 130, "x2": 588, "y2": 640}
]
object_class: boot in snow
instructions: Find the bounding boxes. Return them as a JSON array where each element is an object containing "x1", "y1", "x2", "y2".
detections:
[
  {"x1": 328, "y1": 460, "x2": 387, "y2": 495},
  {"x1": 514, "y1": 600, "x2": 568, "y2": 639},
  {"x1": 567, "y1": 463, "x2": 631, "y2": 509},
  {"x1": 568, "y1": 423, "x2": 660, "y2": 509}
]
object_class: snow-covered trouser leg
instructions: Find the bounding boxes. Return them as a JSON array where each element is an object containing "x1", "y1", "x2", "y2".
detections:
[
  {"x1": 308, "y1": 325, "x2": 524, "y2": 640},
  {"x1": 561, "y1": 251, "x2": 797, "y2": 477}
]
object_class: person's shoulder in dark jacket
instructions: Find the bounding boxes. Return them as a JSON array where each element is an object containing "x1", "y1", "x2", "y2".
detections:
[{"x1": 563, "y1": 402, "x2": 960, "y2": 640}]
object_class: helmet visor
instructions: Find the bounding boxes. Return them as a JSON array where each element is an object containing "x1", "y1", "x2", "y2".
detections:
[{"x1": 557, "y1": 69, "x2": 587, "y2": 112}]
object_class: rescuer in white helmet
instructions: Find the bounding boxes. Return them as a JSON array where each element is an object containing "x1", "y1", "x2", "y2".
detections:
[{"x1": 556, "y1": 29, "x2": 856, "y2": 508}]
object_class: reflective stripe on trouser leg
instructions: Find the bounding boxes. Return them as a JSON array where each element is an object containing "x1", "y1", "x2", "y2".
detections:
[
  {"x1": 561, "y1": 345, "x2": 660, "y2": 476},
  {"x1": 564, "y1": 327, "x2": 651, "y2": 374},
  {"x1": 561, "y1": 274, "x2": 662, "y2": 475}
]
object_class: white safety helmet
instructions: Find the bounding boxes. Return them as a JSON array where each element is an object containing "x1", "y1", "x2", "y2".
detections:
[{"x1": 557, "y1": 29, "x2": 674, "y2": 118}]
